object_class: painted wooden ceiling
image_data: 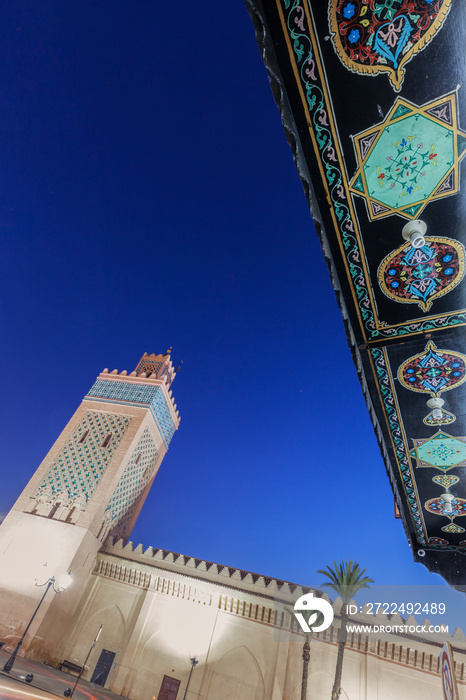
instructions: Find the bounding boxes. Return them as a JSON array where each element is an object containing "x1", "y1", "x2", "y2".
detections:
[{"x1": 246, "y1": 0, "x2": 466, "y2": 586}]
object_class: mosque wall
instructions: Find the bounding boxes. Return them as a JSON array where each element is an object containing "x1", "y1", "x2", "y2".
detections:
[{"x1": 47, "y1": 542, "x2": 466, "y2": 700}]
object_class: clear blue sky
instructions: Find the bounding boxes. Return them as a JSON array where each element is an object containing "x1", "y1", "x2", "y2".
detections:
[{"x1": 0, "y1": 1, "x2": 461, "y2": 616}]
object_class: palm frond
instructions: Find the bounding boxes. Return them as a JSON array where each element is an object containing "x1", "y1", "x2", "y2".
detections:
[{"x1": 317, "y1": 560, "x2": 374, "y2": 604}]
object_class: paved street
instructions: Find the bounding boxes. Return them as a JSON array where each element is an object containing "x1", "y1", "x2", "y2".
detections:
[
  {"x1": 0, "y1": 674, "x2": 55, "y2": 699},
  {"x1": 0, "y1": 650, "x2": 128, "y2": 700}
]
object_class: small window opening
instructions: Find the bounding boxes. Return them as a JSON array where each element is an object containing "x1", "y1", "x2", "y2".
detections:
[
  {"x1": 102, "y1": 433, "x2": 112, "y2": 448},
  {"x1": 135, "y1": 453, "x2": 141, "y2": 465},
  {"x1": 65, "y1": 507, "x2": 76, "y2": 524},
  {"x1": 79, "y1": 430, "x2": 89, "y2": 444},
  {"x1": 48, "y1": 503, "x2": 61, "y2": 519}
]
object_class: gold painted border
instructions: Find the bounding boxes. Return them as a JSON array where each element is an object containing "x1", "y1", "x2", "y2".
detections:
[
  {"x1": 275, "y1": 1, "x2": 466, "y2": 342},
  {"x1": 368, "y1": 347, "x2": 427, "y2": 543}
]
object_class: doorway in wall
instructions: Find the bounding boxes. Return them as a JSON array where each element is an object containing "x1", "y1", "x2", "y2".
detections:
[
  {"x1": 91, "y1": 649, "x2": 115, "y2": 686},
  {"x1": 157, "y1": 675, "x2": 180, "y2": 700}
]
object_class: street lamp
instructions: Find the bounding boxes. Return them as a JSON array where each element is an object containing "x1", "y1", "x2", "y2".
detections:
[
  {"x1": 64, "y1": 624, "x2": 103, "y2": 698},
  {"x1": 3, "y1": 572, "x2": 72, "y2": 674},
  {"x1": 181, "y1": 657, "x2": 198, "y2": 700}
]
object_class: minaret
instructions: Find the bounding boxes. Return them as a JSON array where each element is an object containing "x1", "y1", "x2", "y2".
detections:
[{"x1": 0, "y1": 351, "x2": 180, "y2": 659}]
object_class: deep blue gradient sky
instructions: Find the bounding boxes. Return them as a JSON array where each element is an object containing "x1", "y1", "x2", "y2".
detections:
[{"x1": 0, "y1": 1, "x2": 459, "y2": 605}]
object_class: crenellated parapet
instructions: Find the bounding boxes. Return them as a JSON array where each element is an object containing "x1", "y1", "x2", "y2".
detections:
[
  {"x1": 103, "y1": 537, "x2": 317, "y2": 600},
  {"x1": 96, "y1": 539, "x2": 466, "y2": 686}
]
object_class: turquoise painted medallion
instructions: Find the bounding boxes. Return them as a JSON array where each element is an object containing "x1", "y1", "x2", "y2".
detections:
[
  {"x1": 410, "y1": 432, "x2": 466, "y2": 471},
  {"x1": 350, "y1": 94, "x2": 466, "y2": 221}
]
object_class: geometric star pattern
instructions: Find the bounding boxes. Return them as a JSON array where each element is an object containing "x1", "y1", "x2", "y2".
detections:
[
  {"x1": 350, "y1": 93, "x2": 466, "y2": 221},
  {"x1": 105, "y1": 427, "x2": 159, "y2": 540},
  {"x1": 32, "y1": 411, "x2": 131, "y2": 509}
]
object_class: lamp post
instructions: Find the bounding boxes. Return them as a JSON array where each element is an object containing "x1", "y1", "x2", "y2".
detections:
[
  {"x1": 64, "y1": 624, "x2": 103, "y2": 698},
  {"x1": 3, "y1": 571, "x2": 72, "y2": 674},
  {"x1": 181, "y1": 657, "x2": 198, "y2": 700}
]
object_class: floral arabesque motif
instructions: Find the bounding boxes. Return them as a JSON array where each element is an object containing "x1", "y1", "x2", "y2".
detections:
[
  {"x1": 432, "y1": 475, "x2": 460, "y2": 489},
  {"x1": 285, "y1": 0, "x2": 377, "y2": 337},
  {"x1": 425, "y1": 496, "x2": 466, "y2": 519},
  {"x1": 423, "y1": 408, "x2": 456, "y2": 427},
  {"x1": 398, "y1": 341, "x2": 466, "y2": 396},
  {"x1": 378, "y1": 238, "x2": 465, "y2": 312},
  {"x1": 329, "y1": 0, "x2": 452, "y2": 91}
]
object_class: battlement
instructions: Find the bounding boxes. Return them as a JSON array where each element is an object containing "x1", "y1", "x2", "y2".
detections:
[
  {"x1": 102, "y1": 538, "x2": 466, "y2": 653},
  {"x1": 104, "y1": 537, "x2": 328, "y2": 601}
]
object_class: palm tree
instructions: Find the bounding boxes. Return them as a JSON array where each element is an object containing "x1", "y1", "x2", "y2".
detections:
[
  {"x1": 317, "y1": 560, "x2": 373, "y2": 700},
  {"x1": 300, "y1": 631, "x2": 311, "y2": 700},
  {"x1": 284, "y1": 604, "x2": 324, "y2": 700}
]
